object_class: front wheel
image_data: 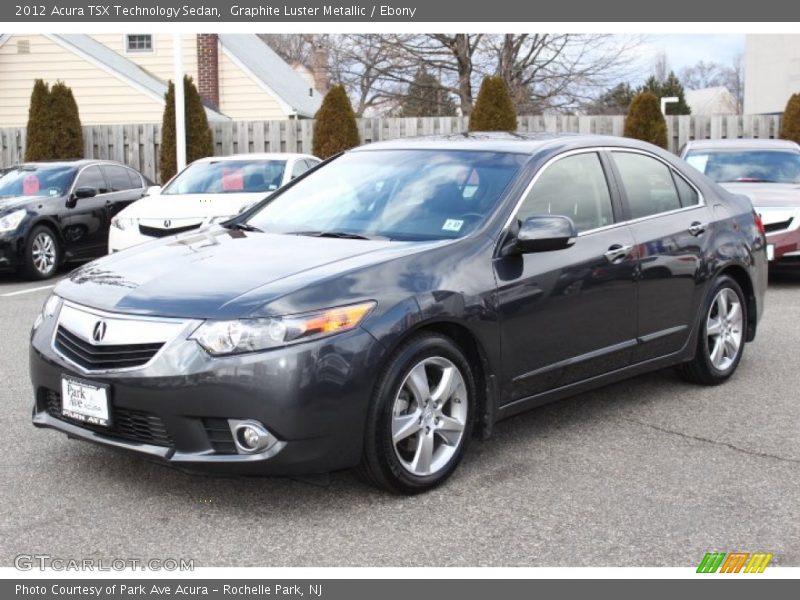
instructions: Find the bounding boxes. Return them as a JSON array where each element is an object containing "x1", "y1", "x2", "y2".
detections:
[
  {"x1": 21, "y1": 226, "x2": 60, "y2": 280},
  {"x1": 359, "y1": 333, "x2": 476, "y2": 494},
  {"x1": 680, "y1": 275, "x2": 747, "y2": 385}
]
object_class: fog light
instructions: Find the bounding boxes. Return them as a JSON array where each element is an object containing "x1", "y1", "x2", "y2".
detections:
[{"x1": 228, "y1": 419, "x2": 278, "y2": 454}]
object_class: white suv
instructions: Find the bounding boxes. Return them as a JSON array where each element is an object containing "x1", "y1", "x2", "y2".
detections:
[{"x1": 109, "y1": 153, "x2": 320, "y2": 252}]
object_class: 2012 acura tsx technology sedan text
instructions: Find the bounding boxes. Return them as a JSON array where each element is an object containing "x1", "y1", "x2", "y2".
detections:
[{"x1": 30, "y1": 133, "x2": 767, "y2": 494}]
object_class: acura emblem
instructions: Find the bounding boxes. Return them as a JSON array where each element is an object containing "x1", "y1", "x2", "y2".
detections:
[
  {"x1": 92, "y1": 320, "x2": 107, "y2": 343},
  {"x1": 163, "y1": 219, "x2": 172, "y2": 228}
]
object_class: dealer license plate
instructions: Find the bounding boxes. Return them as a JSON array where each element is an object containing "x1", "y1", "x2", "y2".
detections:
[
  {"x1": 61, "y1": 376, "x2": 111, "y2": 427},
  {"x1": 767, "y1": 244, "x2": 775, "y2": 261}
]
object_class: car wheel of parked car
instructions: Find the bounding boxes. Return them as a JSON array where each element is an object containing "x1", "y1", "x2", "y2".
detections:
[
  {"x1": 359, "y1": 332, "x2": 476, "y2": 494},
  {"x1": 22, "y1": 226, "x2": 60, "y2": 280},
  {"x1": 680, "y1": 275, "x2": 747, "y2": 385}
]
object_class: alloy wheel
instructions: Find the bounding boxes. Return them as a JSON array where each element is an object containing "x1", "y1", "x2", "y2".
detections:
[
  {"x1": 31, "y1": 232, "x2": 56, "y2": 275},
  {"x1": 705, "y1": 287, "x2": 743, "y2": 372},
  {"x1": 391, "y1": 356, "x2": 468, "y2": 477}
]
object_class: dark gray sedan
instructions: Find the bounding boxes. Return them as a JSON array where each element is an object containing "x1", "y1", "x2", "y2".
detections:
[{"x1": 30, "y1": 133, "x2": 767, "y2": 493}]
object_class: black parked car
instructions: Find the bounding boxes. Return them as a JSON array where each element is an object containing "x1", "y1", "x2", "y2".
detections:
[
  {"x1": 0, "y1": 160, "x2": 151, "y2": 279},
  {"x1": 30, "y1": 134, "x2": 767, "y2": 493}
]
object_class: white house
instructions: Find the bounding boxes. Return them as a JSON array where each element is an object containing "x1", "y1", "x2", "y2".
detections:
[{"x1": 685, "y1": 87, "x2": 739, "y2": 116}]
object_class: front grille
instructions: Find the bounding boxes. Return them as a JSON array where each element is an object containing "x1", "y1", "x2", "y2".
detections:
[
  {"x1": 139, "y1": 223, "x2": 201, "y2": 238},
  {"x1": 764, "y1": 218, "x2": 793, "y2": 233},
  {"x1": 43, "y1": 389, "x2": 174, "y2": 447},
  {"x1": 55, "y1": 325, "x2": 163, "y2": 370},
  {"x1": 202, "y1": 418, "x2": 237, "y2": 454}
]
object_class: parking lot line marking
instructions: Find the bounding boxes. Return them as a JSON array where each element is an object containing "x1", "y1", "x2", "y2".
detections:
[{"x1": 0, "y1": 284, "x2": 55, "y2": 297}]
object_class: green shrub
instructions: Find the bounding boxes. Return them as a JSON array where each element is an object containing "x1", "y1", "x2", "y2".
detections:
[
  {"x1": 159, "y1": 76, "x2": 214, "y2": 184},
  {"x1": 624, "y1": 92, "x2": 668, "y2": 149},
  {"x1": 25, "y1": 79, "x2": 51, "y2": 161},
  {"x1": 312, "y1": 85, "x2": 360, "y2": 159},
  {"x1": 48, "y1": 81, "x2": 84, "y2": 159},
  {"x1": 468, "y1": 76, "x2": 517, "y2": 132},
  {"x1": 780, "y1": 93, "x2": 800, "y2": 144}
]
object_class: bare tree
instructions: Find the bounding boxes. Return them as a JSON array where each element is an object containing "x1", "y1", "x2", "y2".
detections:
[
  {"x1": 652, "y1": 51, "x2": 670, "y2": 82},
  {"x1": 489, "y1": 34, "x2": 641, "y2": 112},
  {"x1": 258, "y1": 34, "x2": 316, "y2": 67}
]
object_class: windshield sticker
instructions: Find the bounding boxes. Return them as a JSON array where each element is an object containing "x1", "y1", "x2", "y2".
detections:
[
  {"x1": 23, "y1": 175, "x2": 40, "y2": 195},
  {"x1": 685, "y1": 154, "x2": 709, "y2": 173},
  {"x1": 222, "y1": 168, "x2": 244, "y2": 191},
  {"x1": 442, "y1": 219, "x2": 464, "y2": 232}
]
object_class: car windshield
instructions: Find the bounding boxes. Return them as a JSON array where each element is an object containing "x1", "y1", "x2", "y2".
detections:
[
  {"x1": 245, "y1": 150, "x2": 528, "y2": 241},
  {"x1": 0, "y1": 165, "x2": 77, "y2": 198},
  {"x1": 162, "y1": 159, "x2": 288, "y2": 195},
  {"x1": 685, "y1": 149, "x2": 800, "y2": 184}
]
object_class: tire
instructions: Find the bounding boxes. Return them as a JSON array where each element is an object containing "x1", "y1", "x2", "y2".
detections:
[
  {"x1": 359, "y1": 332, "x2": 476, "y2": 494},
  {"x1": 21, "y1": 225, "x2": 60, "y2": 280},
  {"x1": 680, "y1": 275, "x2": 747, "y2": 385}
]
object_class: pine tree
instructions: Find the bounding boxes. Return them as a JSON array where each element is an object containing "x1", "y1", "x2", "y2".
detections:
[
  {"x1": 25, "y1": 79, "x2": 52, "y2": 161},
  {"x1": 159, "y1": 76, "x2": 213, "y2": 184},
  {"x1": 779, "y1": 93, "x2": 800, "y2": 145},
  {"x1": 48, "y1": 81, "x2": 84, "y2": 159},
  {"x1": 624, "y1": 91, "x2": 669, "y2": 149},
  {"x1": 399, "y1": 70, "x2": 456, "y2": 117},
  {"x1": 639, "y1": 71, "x2": 691, "y2": 115},
  {"x1": 312, "y1": 85, "x2": 360, "y2": 159},
  {"x1": 468, "y1": 76, "x2": 517, "y2": 132}
]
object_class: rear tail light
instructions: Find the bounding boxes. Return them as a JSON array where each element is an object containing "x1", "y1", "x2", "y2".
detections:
[{"x1": 754, "y1": 211, "x2": 766, "y2": 237}]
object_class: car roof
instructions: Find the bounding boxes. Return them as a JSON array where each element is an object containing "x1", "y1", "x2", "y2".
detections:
[
  {"x1": 349, "y1": 132, "x2": 667, "y2": 155},
  {"x1": 684, "y1": 138, "x2": 800, "y2": 151},
  {"x1": 15, "y1": 159, "x2": 133, "y2": 169},
  {"x1": 191, "y1": 153, "x2": 318, "y2": 163}
]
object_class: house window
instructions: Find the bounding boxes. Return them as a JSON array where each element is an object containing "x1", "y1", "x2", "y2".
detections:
[
  {"x1": 125, "y1": 34, "x2": 153, "y2": 53},
  {"x1": 17, "y1": 39, "x2": 30, "y2": 54}
]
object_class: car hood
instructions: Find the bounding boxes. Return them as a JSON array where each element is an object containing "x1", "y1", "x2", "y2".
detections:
[
  {"x1": 120, "y1": 192, "x2": 272, "y2": 219},
  {"x1": 55, "y1": 228, "x2": 430, "y2": 319},
  {"x1": 719, "y1": 182, "x2": 800, "y2": 208}
]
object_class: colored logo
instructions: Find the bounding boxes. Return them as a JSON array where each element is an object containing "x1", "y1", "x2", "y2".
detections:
[{"x1": 697, "y1": 552, "x2": 773, "y2": 573}]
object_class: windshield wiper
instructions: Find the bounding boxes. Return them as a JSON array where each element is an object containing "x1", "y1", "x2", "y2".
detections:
[
  {"x1": 224, "y1": 222, "x2": 263, "y2": 233},
  {"x1": 288, "y1": 230, "x2": 380, "y2": 240}
]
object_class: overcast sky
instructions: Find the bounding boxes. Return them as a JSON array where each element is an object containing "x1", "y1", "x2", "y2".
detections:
[{"x1": 637, "y1": 34, "x2": 745, "y2": 79}]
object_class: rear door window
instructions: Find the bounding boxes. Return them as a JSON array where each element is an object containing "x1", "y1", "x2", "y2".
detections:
[{"x1": 612, "y1": 152, "x2": 682, "y2": 219}]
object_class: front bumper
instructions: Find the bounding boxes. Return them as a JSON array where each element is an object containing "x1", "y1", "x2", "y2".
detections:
[{"x1": 30, "y1": 304, "x2": 385, "y2": 476}]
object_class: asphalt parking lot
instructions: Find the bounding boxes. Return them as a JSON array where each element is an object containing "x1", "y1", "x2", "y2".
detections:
[{"x1": 0, "y1": 267, "x2": 798, "y2": 568}]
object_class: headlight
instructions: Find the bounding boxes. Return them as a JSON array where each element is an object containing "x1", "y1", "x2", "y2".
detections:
[
  {"x1": 32, "y1": 294, "x2": 62, "y2": 331},
  {"x1": 111, "y1": 216, "x2": 136, "y2": 230},
  {"x1": 0, "y1": 209, "x2": 27, "y2": 233},
  {"x1": 190, "y1": 301, "x2": 376, "y2": 356}
]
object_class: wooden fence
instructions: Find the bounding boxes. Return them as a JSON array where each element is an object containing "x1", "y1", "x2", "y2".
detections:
[{"x1": 0, "y1": 114, "x2": 783, "y2": 182}]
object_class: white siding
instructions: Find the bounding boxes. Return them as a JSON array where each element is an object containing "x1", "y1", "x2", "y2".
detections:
[
  {"x1": 0, "y1": 34, "x2": 163, "y2": 126},
  {"x1": 218, "y1": 50, "x2": 289, "y2": 120},
  {"x1": 90, "y1": 34, "x2": 199, "y2": 83},
  {"x1": 745, "y1": 34, "x2": 800, "y2": 114}
]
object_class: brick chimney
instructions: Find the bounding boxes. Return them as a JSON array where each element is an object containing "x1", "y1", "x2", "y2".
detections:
[
  {"x1": 196, "y1": 34, "x2": 219, "y2": 110},
  {"x1": 312, "y1": 43, "x2": 330, "y2": 95}
]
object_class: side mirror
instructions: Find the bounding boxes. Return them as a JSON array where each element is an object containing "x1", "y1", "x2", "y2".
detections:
[
  {"x1": 145, "y1": 185, "x2": 162, "y2": 196},
  {"x1": 514, "y1": 215, "x2": 577, "y2": 253},
  {"x1": 72, "y1": 186, "x2": 97, "y2": 199}
]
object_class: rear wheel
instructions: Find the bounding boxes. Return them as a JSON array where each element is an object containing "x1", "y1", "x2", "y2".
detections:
[
  {"x1": 21, "y1": 226, "x2": 60, "y2": 280},
  {"x1": 680, "y1": 275, "x2": 746, "y2": 385},
  {"x1": 359, "y1": 333, "x2": 475, "y2": 494}
]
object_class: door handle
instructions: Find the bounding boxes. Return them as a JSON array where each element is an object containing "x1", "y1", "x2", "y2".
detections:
[
  {"x1": 604, "y1": 244, "x2": 633, "y2": 263},
  {"x1": 688, "y1": 221, "x2": 707, "y2": 236}
]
